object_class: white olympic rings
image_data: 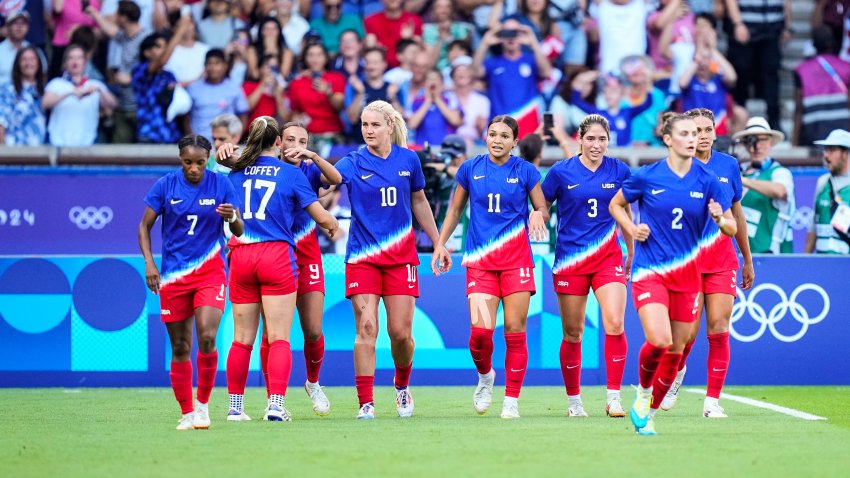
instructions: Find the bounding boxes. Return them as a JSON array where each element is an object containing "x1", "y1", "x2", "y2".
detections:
[
  {"x1": 68, "y1": 206, "x2": 114, "y2": 230},
  {"x1": 730, "y1": 283, "x2": 830, "y2": 343}
]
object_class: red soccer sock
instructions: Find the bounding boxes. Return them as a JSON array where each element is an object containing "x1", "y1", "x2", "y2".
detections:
[
  {"x1": 559, "y1": 339, "x2": 582, "y2": 396},
  {"x1": 226, "y1": 341, "x2": 253, "y2": 395},
  {"x1": 469, "y1": 327, "x2": 495, "y2": 374},
  {"x1": 355, "y1": 375, "x2": 375, "y2": 406},
  {"x1": 638, "y1": 342, "x2": 668, "y2": 389},
  {"x1": 260, "y1": 335, "x2": 270, "y2": 398},
  {"x1": 304, "y1": 335, "x2": 325, "y2": 384},
  {"x1": 651, "y1": 353, "x2": 683, "y2": 409},
  {"x1": 504, "y1": 332, "x2": 528, "y2": 399},
  {"x1": 706, "y1": 332, "x2": 731, "y2": 399},
  {"x1": 267, "y1": 340, "x2": 292, "y2": 396},
  {"x1": 604, "y1": 333, "x2": 628, "y2": 391},
  {"x1": 679, "y1": 340, "x2": 695, "y2": 372},
  {"x1": 170, "y1": 360, "x2": 194, "y2": 414},
  {"x1": 394, "y1": 362, "x2": 413, "y2": 389},
  {"x1": 195, "y1": 351, "x2": 218, "y2": 405}
]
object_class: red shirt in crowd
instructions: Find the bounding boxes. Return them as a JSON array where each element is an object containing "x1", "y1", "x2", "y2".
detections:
[
  {"x1": 364, "y1": 11, "x2": 423, "y2": 68},
  {"x1": 287, "y1": 71, "x2": 346, "y2": 134},
  {"x1": 242, "y1": 82, "x2": 278, "y2": 122}
]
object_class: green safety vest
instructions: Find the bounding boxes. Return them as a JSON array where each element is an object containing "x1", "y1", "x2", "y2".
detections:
[
  {"x1": 812, "y1": 174, "x2": 850, "y2": 254},
  {"x1": 741, "y1": 161, "x2": 795, "y2": 253}
]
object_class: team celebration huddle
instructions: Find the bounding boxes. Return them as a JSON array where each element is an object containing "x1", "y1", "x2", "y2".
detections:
[{"x1": 140, "y1": 99, "x2": 750, "y2": 436}]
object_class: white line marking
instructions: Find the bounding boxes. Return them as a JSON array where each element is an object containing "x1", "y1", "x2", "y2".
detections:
[{"x1": 685, "y1": 388, "x2": 827, "y2": 421}]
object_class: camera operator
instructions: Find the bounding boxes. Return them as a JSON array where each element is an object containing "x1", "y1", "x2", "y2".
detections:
[
  {"x1": 420, "y1": 134, "x2": 469, "y2": 252},
  {"x1": 733, "y1": 117, "x2": 796, "y2": 253}
]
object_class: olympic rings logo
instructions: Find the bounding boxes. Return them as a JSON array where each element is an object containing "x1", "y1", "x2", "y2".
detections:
[
  {"x1": 730, "y1": 283, "x2": 830, "y2": 343},
  {"x1": 790, "y1": 207, "x2": 813, "y2": 231},
  {"x1": 68, "y1": 206, "x2": 114, "y2": 230}
]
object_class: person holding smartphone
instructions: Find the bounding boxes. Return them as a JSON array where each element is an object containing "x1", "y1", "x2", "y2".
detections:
[
  {"x1": 287, "y1": 42, "x2": 346, "y2": 143},
  {"x1": 242, "y1": 54, "x2": 287, "y2": 122}
]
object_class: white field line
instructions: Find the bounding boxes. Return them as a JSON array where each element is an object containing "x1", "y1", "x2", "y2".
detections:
[{"x1": 685, "y1": 388, "x2": 827, "y2": 421}]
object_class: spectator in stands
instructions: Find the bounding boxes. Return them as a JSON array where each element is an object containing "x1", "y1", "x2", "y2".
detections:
[
  {"x1": 187, "y1": 48, "x2": 249, "y2": 140},
  {"x1": 423, "y1": 0, "x2": 473, "y2": 70},
  {"x1": 725, "y1": 0, "x2": 791, "y2": 130},
  {"x1": 0, "y1": 11, "x2": 46, "y2": 85},
  {"x1": 199, "y1": 0, "x2": 245, "y2": 49},
  {"x1": 733, "y1": 117, "x2": 796, "y2": 253},
  {"x1": 209, "y1": 113, "x2": 243, "y2": 171},
  {"x1": 225, "y1": 28, "x2": 251, "y2": 83},
  {"x1": 43, "y1": 44, "x2": 117, "y2": 146},
  {"x1": 459, "y1": 0, "x2": 518, "y2": 33},
  {"x1": 551, "y1": 0, "x2": 587, "y2": 78},
  {"x1": 793, "y1": 25, "x2": 850, "y2": 146},
  {"x1": 812, "y1": 0, "x2": 850, "y2": 57},
  {"x1": 648, "y1": 0, "x2": 693, "y2": 94},
  {"x1": 246, "y1": 16, "x2": 294, "y2": 81},
  {"x1": 276, "y1": 0, "x2": 310, "y2": 54},
  {"x1": 594, "y1": 0, "x2": 649, "y2": 74},
  {"x1": 385, "y1": 39, "x2": 421, "y2": 86},
  {"x1": 620, "y1": 55, "x2": 667, "y2": 146},
  {"x1": 69, "y1": 25, "x2": 106, "y2": 82},
  {"x1": 570, "y1": 70, "x2": 652, "y2": 146},
  {"x1": 678, "y1": 43, "x2": 740, "y2": 136},
  {"x1": 407, "y1": 68, "x2": 462, "y2": 146},
  {"x1": 0, "y1": 47, "x2": 47, "y2": 146},
  {"x1": 132, "y1": 29, "x2": 182, "y2": 144},
  {"x1": 164, "y1": 10, "x2": 209, "y2": 86},
  {"x1": 243, "y1": 53, "x2": 287, "y2": 123},
  {"x1": 50, "y1": 0, "x2": 102, "y2": 78},
  {"x1": 441, "y1": 39, "x2": 473, "y2": 86},
  {"x1": 450, "y1": 63, "x2": 489, "y2": 143},
  {"x1": 310, "y1": 0, "x2": 365, "y2": 55},
  {"x1": 99, "y1": 0, "x2": 155, "y2": 32},
  {"x1": 345, "y1": 47, "x2": 404, "y2": 133},
  {"x1": 287, "y1": 42, "x2": 346, "y2": 140},
  {"x1": 806, "y1": 129, "x2": 850, "y2": 254},
  {"x1": 364, "y1": 0, "x2": 423, "y2": 68},
  {"x1": 331, "y1": 29, "x2": 365, "y2": 78},
  {"x1": 517, "y1": 0, "x2": 564, "y2": 63}
]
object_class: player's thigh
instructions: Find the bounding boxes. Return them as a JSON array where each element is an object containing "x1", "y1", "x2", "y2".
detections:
[
  {"x1": 384, "y1": 294, "x2": 415, "y2": 341},
  {"x1": 502, "y1": 290, "x2": 532, "y2": 333},
  {"x1": 262, "y1": 292, "x2": 298, "y2": 342},
  {"x1": 556, "y1": 293, "x2": 589, "y2": 340},
  {"x1": 468, "y1": 292, "x2": 501, "y2": 330},
  {"x1": 594, "y1": 281, "x2": 627, "y2": 334}
]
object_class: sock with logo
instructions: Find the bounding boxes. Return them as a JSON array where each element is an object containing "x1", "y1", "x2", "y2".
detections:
[
  {"x1": 651, "y1": 353, "x2": 683, "y2": 410},
  {"x1": 170, "y1": 360, "x2": 194, "y2": 414},
  {"x1": 355, "y1": 375, "x2": 375, "y2": 406},
  {"x1": 706, "y1": 332, "x2": 731, "y2": 399},
  {"x1": 304, "y1": 335, "x2": 324, "y2": 384},
  {"x1": 638, "y1": 342, "x2": 668, "y2": 389},
  {"x1": 195, "y1": 351, "x2": 218, "y2": 405},
  {"x1": 260, "y1": 335, "x2": 270, "y2": 398},
  {"x1": 604, "y1": 333, "x2": 627, "y2": 391},
  {"x1": 678, "y1": 340, "x2": 695, "y2": 372},
  {"x1": 469, "y1": 327, "x2": 495, "y2": 374},
  {"x1": 267, "y1": 340, "x2": 292, "y2": 396},
  {"x1": 504, "y1": 332, "x2": 528, "y2": 399},
  {"x1": 394, "y1": 362, "x2": 413, "y2": 389},
  {"x1": 559, "y1": 339, "x2": 582, "y2": 396},
  {"x1": 226, "y1": 341, "x2": 253, "y2": 396}
]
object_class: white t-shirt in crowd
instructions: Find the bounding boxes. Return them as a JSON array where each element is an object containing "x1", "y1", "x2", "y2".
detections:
[
  {"x1": 596, "y1": 0, "x2": 648, "y2": 74},
  {"x1": 455, "y1": 91, "x2": 490, "y2": 143},
  {"x1": 45, "y1": 77, "x2": 108, "y2": 146},
  {"x1": 165, "y1": 42, "x2": 210, "y2": 84}
]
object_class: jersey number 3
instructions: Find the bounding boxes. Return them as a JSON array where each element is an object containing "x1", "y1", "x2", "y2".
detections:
[{"x1": 242, "y1": 179, "x2": 276, "y2": 220}]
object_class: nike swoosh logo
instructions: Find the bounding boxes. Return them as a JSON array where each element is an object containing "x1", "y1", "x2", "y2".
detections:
[
  {"x1": 615, "y1": 273, "x2": 624, "y2": 277},
  {"x1": 712, "y1": 368, "x2": 727, "y2": 372},
  {"x1": 309, "y1": 280, "x2": 321, "y2": 285},
  {"x1": 520, "y1": 279, "x2": 530, "y2": 284},
  {"x1": 565, "y1": 364, "x2": 580, "y2": 369},
  {"x1": 567, "y1": 184, "x2": 579, "y2": 189},
  {"x1": 311, "y1": 359, "x2": 323, "y2": 364},
  {"x1": 651, "y1": 189, "x2": 665, "y2": 195},
  {"x1": 408, "y1": 284, "x2": 416, "y2": 288},
  {"x1": 170, "y1": 199, "x2": 183, "y2": 204},
  {"x1": 510, "y1": 368, "x2": 525, "y2": 372},
  {"x1": 474, "y1": 175, "x2": 485, "y2": 180},
  {"x1": 361, "y1": 174, "x2": 374, "y2": 180},
  {"x1": 215, "y1": 295, "x2": 225, "y2": 301},
  {"x1": 659, "y1": 379, "x2": 671, "y2": 387},
  {"x1": 612, "y1": 357, "x2": 625, "y2": 362}
]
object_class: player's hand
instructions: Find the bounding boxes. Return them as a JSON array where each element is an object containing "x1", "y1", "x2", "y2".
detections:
[
  {"x1": 625, "y1": 253, "x2": 633, "y2": 280},
  {"x1": 325, "y1": 218, "x2": 339, "y2": 239},
  {"x1": 216, "y1": 203, "x2": 237, "y2": 222},
  {"x1": 431, "y1": 245, "x2": 453, "y2": 276},
  {"x1": 631, "y1": 223, "x2": 650, "y2": 242},
  {"x1": 740, "y1": 260, "x2": 755, "y2": 290},
  {"x1": 145, "y1": 261, "x2": 161, "y2": 295},
  {"x1": 283, "y1": 146, "x2": 313, "y2": 162},
  {"x1": 528, "y1": 210, "x2": 547, "y2": 242},
  {"x1": 217, "y1": 142, "x2": 237, "y2": 162},
  {"x1": 708, "y1": 198, "x2": 723, "y2": 220}
]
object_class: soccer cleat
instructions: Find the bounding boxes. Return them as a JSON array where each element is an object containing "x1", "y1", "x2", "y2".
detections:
[
  {"x1": 567, "y1": 401, "x2": 589, "y2": 417},
  {"x1": 473, "y1": 369, "x2": 496, "y2": 415},
  {"x1": 265, "y1": 403, "x2": 292, "y2": 422},
  {"x1": 305, "y1": 381, "x2": 331, "y2": 416},
  {"x1": 636, "y1": 416, "x2": 658, "y2": 436},
  {"x1": 396, "y1": 387, "x2": 414, "y2": 418},
  {"x1": 661, "y1": 365, "x2": 686, "y2": 411},
  {"x1": 630, "y1": 387, "x2": 652, "y2": 430},
  {"x1": 176, "y1": 412, "x2": 195, "y2": 431},
  {"x1": 606, "y1": 397, "x2": 626, "y2": 418},
  {"x1": 500, "y1": 398, "x2": 520, "y2": 419},
  {"x1": 193, "y1": 402, "x2": 211, "y2": 429},
  {"x1": 703, "y1": 402, "x2": 728, "y2": 418},
  {"x1": 357, "y1": 402, "x2": 375, "y2": 420},
  {"x1": 226, "y1": 408, "x2": 252, "y2": 421}
]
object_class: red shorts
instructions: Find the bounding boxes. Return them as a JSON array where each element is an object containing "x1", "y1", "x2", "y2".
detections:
[
  {"x1": 466, "y1": 267, "x2": 536, "y2": 298},
  {"x1": 553, "y1": 264, "x2": 627, "y2": 296},
  {"x1": 632, "y1": 275, "x2": 700, "y2": 323},
  {"x1": 345, "y1": 262, "x2": 419, "y2": 298},
  {"x1": 703, "y1": 269, "x2": 738, "y2": 297},
  {"x1": 160, "y1": 283, "x2": 226, "y2": 323},
  {"x1": 229, "y1": 242, "x2": 298, "y2": 303},
  {"x1": 297, "y1": 260, "x2": 325, "y2": 296}
]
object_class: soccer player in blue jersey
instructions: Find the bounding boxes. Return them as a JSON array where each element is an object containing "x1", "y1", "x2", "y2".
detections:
[
  {"x1": 222, "y1": 116, "x2": 339, "y2": 422},
  {"x1": 138, "y1": 135, "x2": 244, "y2": 431},
  {"x1": 609, "y1": 113, "x2": 737, "y2": 435},
  {"x1": 659, "y1": 108, "x2": 755, "y2": 417},
  {"x1": 431, "y1": 115, "x2": 549, "y2": 419},
  {"x1": 336, "y1": 100, "x2": 440, "y2": 420},
  {"x1": 541, "y1": 114, "x2": 633, "y2": 418}
]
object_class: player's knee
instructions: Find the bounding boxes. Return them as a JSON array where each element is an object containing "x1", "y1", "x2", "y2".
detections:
[
  {"x1": 388, "y1": 328, "x2": 412, "y2": 345},
  {"x1": 562, "y1": 324, "x2": 584, "y2": 342},
  {"x1": 603, "y1": 315, "x2": 624, "y2": 335},
  {"x1": 197, "y1": 331, "x2": 217, "y2": 353},
  {"x1": 304, "y1": 330, "x2": 323, "y2": 342},
  {"x1": 648, "y1": 335, "x2": 672, "y2": 349},
  {"x1": 171, "y1": 339, "x2": 192, "y2": 360},
  {"x1": 357, "y1": 317, "x2": 378, "y2": 340}
]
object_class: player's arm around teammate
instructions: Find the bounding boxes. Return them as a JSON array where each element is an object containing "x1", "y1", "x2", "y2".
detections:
[
  {"x1": 539, "y1": 114, "x2": 634, "y2": 418},
  {"x1": 431, "y1": 115, "x2": 548, "y2": 419},
  {"x1": 138, "y1": 135, "x2": 244, "y2": 430},
  {"x1": 608, "y1": 113, "x2": 735, "y2": 435}
]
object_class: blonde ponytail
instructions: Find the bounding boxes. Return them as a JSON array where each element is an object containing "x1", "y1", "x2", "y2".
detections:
[
  {"x1": 363, "y1": 100, "x2": 408, "y2": 148},
  {"x1": 234, "y1": 116, "x2": 279, "y2": 170}
]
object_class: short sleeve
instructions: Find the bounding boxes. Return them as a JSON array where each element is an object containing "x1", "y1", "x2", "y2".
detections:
[
  {"x1": 456, "y1": 160, "x2": 470, "y2": 190},
  {"x1": 303, "y1": 162, "x2": 324, "y2": 193},
  {"x1": 620, "y1": 169, "x2": 645, "y2": 203},
  {"x1": 291, "y1": 170, "x2": 319, "y2": 210},
  {"x1": 144, "y1": 177, "x2": 166, "y2": 214},
  {"x1": 729, "y1": 166, "x2": 743, "y2": 203},
  {"x1": 523, "y1": 161, "x2": 542, "y2": 194},
  {"x1": 410, "y1": 151, "x2": 426, "y2": 192},
  {"x1": 335, "y1": 153, "x2": 355, "y2": 184},
  {"x1": 617, "y1": 159, "x2": 632, "y2": 183},
  {"x1": 771, "y1": 167, "x2": 795, "y2": 197},
  {"x1": 541, "y1": 166, "x2": 560, "y2": 202}
]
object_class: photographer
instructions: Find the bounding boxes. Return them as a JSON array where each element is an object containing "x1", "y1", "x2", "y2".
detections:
[
  {"x1": 805, "y1": 129, "x2": 850, "y2": 254},
  {"x1": 419, "y1": 134, "x2": 469, "y2": 252}
]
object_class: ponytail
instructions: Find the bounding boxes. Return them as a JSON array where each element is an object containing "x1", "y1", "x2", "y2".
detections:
[
  {"x1": 363, "y1": 100, "x2": 408, "y2": 148},
  {"x1": 233, "y1": 116, "x2": 279, "y2": 170}
]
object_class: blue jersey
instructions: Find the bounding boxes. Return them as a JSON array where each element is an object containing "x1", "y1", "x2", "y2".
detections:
[
  {"x1": 621, "y1": 159, "x2": 729, "y2": 291},
  {"x1": 456, "y1": 155, "x2": 540, "y2": 270},
  {"x1": 144, "y1": 170, "x2": 239, "y2": 288},
  {"x1": 542, "y1": 155, "x2": 631, "y2": 274},
  {"x1": 227, "y1": 155, "x2": 318, "y2": 246},
  {"x1": 697, "y1": 150, "x2": 741, "y2": 273},
  {"x1": 335, "y1": 144, "x2": 425, "y2": 265},
  {"x1": 291, "y1": 161, "x2": 327, "y2": 261}
]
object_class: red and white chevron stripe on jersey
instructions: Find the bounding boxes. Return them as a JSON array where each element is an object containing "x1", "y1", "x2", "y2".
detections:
[{"x1": 552, "y1": 224, "x2": 620, "y2": 275}]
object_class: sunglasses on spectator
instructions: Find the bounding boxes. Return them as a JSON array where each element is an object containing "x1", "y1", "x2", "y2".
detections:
[{"x1": 325, "y1": 3, "x2": 342, "y2": 9}]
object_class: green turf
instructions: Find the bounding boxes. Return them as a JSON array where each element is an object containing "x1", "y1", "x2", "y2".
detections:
[{"x1": 2, "y1": 386, "x2": 849, "y2": 478}]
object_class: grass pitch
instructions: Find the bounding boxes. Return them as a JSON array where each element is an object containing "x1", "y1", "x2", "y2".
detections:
[{"x1": 2, "y1": 386, "x2": 849, "y2": 478}]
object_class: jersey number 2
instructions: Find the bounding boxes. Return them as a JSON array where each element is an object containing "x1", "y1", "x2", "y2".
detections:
[
  {"x1": 671, "y1": 208, "x2": 683, "y2": 230},
  {"x1": 242, "y1": 179, "x2": 276, "y2": 220}
]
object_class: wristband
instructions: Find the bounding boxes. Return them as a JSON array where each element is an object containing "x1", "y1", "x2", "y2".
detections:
[
  {"x1": 228, "y1": 212, "x2": 237, "y2": 223},
  {"x1": 717, "y1": 216, "x2": 726, "y2": 228}
]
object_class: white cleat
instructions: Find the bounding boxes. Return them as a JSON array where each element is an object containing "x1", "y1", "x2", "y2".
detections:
[
  {"x1": 305, "y1": 381, "x2": 331, "y2": 416},
  {"x1": 500, "y1": 399, "x2": 520, "y2": 419},
  {"x1": 396, "y1": 387, "x2": 414, "y2": 418},
  {"x1": 357, "y1": 402, "x2": 375, "y2": 420},
  {"x1": 567, "y1": 401, "x2": 589, "y2": 417},
  {"x1": 473, "y1": 369, "x2": 496, "y2": 415},
  {"x1": 176, "y1": 412, "x2": 195, "y2": 430},
  {"x1": 226, "y1": 409, "x2": 252, "y2": 421},
  {"x1": 193, "y1": 402, "x2": 210, "y2": 429},
  {"x1": 605, "y1": 397, "x2": 626, "y2": 418},
  {"x1": 265, "y1": 403, "x2": 293, "y2": 421},
  {"x1": 703, "y1": 402, "x2": 728, "y2": 418},
  {"x1": 661, "y1": 365, "x2": 686, "y2": 411}
]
